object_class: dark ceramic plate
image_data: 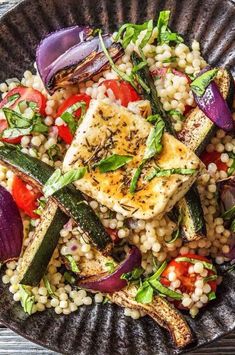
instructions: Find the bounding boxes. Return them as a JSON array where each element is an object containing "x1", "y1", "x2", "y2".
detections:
[{"x1": 0, "y1": 0, "x2": 235, "y2": 354}]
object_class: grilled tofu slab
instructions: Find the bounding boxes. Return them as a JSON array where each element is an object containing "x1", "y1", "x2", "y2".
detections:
[{"x1": 63, "y1": 100, "x2": 201, "y2": 219}]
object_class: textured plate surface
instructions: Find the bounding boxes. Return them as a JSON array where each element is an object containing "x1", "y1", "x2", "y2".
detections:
[{"x1": 0, "y1": 0, "x2": 235, "y2": 354}]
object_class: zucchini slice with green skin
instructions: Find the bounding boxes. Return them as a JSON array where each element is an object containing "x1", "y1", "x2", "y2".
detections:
[
  {"x1": 131, "y1": 52, "x2": 206, "y2": 241},
  {"x1": 18, "y1": 201, "x2": 68, "y2": 286},
  {"x1": 0, "y1": 144, "x2": 112, "y2": 253},
  {"x1": 178, "y1": 68, "x2": 234, "y2": 156}
]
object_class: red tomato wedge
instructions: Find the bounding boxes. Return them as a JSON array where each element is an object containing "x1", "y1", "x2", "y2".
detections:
[
  {"x1": 56, "y1": 94, "x2": 91, "y2": 144},
  {"x1": 200, "y1": 151, "x2": 227, "y2": 171},
  {"x1": 101, "y1": 80, "x2": 140, "y2": 107},
  {"x1": 0, "y1": 86, "x2": 47, "y2": 115},
  {"x1": 12, "y1": 176, "x2": 41, "y2": 219},
  {"x1": 161, "y1": 254, "x2": 217, "y2": 296},
  {"x1": 0, "y1": 86, "x2": 47, "y2": 144}
]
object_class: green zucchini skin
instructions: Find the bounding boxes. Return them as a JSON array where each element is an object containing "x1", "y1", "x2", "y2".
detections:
[
  {"x1": 0, "y1": 144, "x2": 112, "y2": 253},
  {"x1": 178, "y1": 184, "x2": 206, "y2": 241},
  {"x1": 178, "y1": 68, "x2": 234, "y2": 156},
  {"x1": 18, "y1": 201, "x2": 68, "y2": 286}
]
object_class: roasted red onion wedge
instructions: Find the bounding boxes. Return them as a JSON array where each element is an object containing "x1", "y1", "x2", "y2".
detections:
[
  {"x1": 217, "y1": 176, "x2": 235, "y2": 213},
  {"x1": 192, "y1": 69, "x2": 234, "y2": 132},
  {"x1": 0, "y1": 185, "x2": 23, "y2": 263},
  {"x1": 78, "y1": 246, "x2": 142, "y2": 293},
  {"x1": 36, "y1": 26, "x2": 123, "y2": 93}
]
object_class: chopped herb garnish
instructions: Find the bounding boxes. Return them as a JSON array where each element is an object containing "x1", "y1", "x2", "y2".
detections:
[
  {"x1": 47, "y1": 144, "x2": 61, "y2": 161},
  {"x1": 168, "y1": 110, "x2": 185, "y2": 121},
  {"x1": 105, "y1": 261, "x2": 116, "y2": 273},
  {"x1": 208, "y1": 291, "x2": 216, "y2": 301},
  {"x1": 7, "y1": 93, "x2": 20, "y2": 103},
  {"x1": 121, "y1": 267, "x2": 144, "y2": 282},
  {"x1": 146, "y1": 114, "x2": 162, "y2": 124},
  {"x1": 65, "y1": 255, "x2": 80, "y2": 273},
  {"x1": 203, "y1": 275, "x2": 218, "y2": 282},
  {"x1": 143, "y1": 117, "x2": 165, "y2": 160},
  {"x1": 43, "y1": 275, "x2": 57, "y2": 298},
  {"x1": 175, "y1": 257, "x2": 217, "y2": 272},
  {"x1": 135, "y1": 282, "x2": 154, "y2": 304},
  {"x1": 227, "y1": 152, "x2": 235, "y2": 176},
  {"x1": 162, "y1": 56, "x2": 177, "y2": 63},
  {"x1": 19, "y1": 285, "x2": 35, "y2": 315},
  {"x1": 102, "y1": 296, "x2": 109, "y2": 304},
  {"x1": 129, "y1": 160, "x2": 146, "y2": 194},
  {"x1": 64, "y1": 271, "x2": 76, "y2": 284},
  {"x1": 61, "y1": 101, "x2": 86, "y2": 134},
  {"x1": 156, "y1": 10, "x2": 183, "y2": 45},
  {"x1": 114, "y1": 19, "x2": 154, "y2": 49},
  {"x1": 167, "y1": 208, "x2": 183, "y2": 244},
  {"x1": 190, "y1": 68, "x2": 218, "y2": 96},
  {"x1": 99, "y1": 31, "x2": 138, "y2": 90},
  {"x1": 221, "y1": 205, "x2": 235, "y2": 221},
  {"x1": 93, "y1": 154, "x2": 133, "y2": 173},
  {"x1": 146, "y1": 166, "x2": 196, "y2": 181},
  {"x1": 230, "y1": 218, "x2": 235, "y2": 232},
  {"x1": 43, "y1": 167, "x2": 86, "y2": 197},
  {"x1": 149, "y1": 279, "x2": 183, "y2": 300}
]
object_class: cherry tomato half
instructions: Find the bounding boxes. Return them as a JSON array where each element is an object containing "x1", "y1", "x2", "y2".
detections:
[
  {"x1": 161, "y1": 253, "x2": 217, "y2": 296},
  {"x1": 101, "y1": 80, "x2": 140, "y2": 107},
  {"x1": 12, "y1": 176, "x2": 41, "y2": 219},
  {"x1": 56, "y1": 94, "x2": 91, "y2": 144},
  {"x1": 0, "y1": 120, "x2": 22, "y2": 144},
  {"x1": 200, "y1": 151, "x2": 227, "y2": 172},
  {"x1": 0, "y1": 86, "x2": 47, "y2": 115}
]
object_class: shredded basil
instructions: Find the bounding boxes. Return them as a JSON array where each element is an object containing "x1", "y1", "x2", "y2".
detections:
[
  {"x1": 7, "y1": 93, "x2": 20, "y2": 103},
  {"x1": 221, "y1": 205, "x2": 235, "y2": 221},
  {"x1": 208, "y1": 291, "x2": 216, "y2": 301},
  {"x1": 65, "y1": 255, "x2": 80, "y2": 273},
  {"x1": 121, "y1": 267, "x2": 144, "y2": 282},
  {"x1": 203, "y1": 275, "x2": 218, "y2": 282},
  {"x1": 135, "y1": 282, "x2": 154, "y2": 304},
  {"x1": 168, "y1": 109, "x2": 185, "y2": 121},
  {"x1": 162, "y1": 56, "x2": 177, "y2": 63},
  {"x1": 102, "y1": 296, "x2": 110, "y2": 304},
  {"x1": 157, "y1": 10, "x2": 183, "y2": 45},
  {"x1": 149, "y1": 279, "x2": 183, "y2": 300},
  {"x1": 114, "y1": 19, "x2": 154, "y2": 49},
  {"x1": 64, "y1": 271, "x2": 76, "y2": 284},
  {"x1": 105, "y1": 261, "x2": 116, "y2": 273},
  {"x1": 145, "y1": 166, "x2": 196, "y2": 181},
  {"x1": 129, "y1": 160, "x2": 146, "y2": 194},
  {"x1": 47, "y1": 144, "x2": 61, "y2": 161},
  {"x1": 146, "y1": 114, "x2": 162, "y2": 124},
  {"x1": 2, "y1": 108, "x2": 48, "y2": 138},
  {"x1": 61, "y1": 101, "x2": 86, "y2": 134},
  {"x1": 99, "y1": 31, "x2": 138, "y2": 90},
  {"x1": 19, "y1": 285, "x2": 35, "y2": 315},
  {"x1": 43, "y1": 167, "x2": 86, "y2": 197},
  {"x1": 190, "y1": 68, "x2": 218, "y2": 96},
  {"x1": 230, "y1": 218, "x2": 235, "y2": 232},
  {"x1": 167, "y1": 208, "x2": 183, "y2": 244},
  {"x1": 227, "y1": 152, "x2": 235, "y2": 176},
  {"x1": 143, "y1": 117, "x2": 165, "y2": 160},
  {"x1": 175, "y1": 257, "x2": 217, "y2": 272},
  {"x1": 93, "y1": 154, "x2": 133, "y2": 173},
  {"x1": 43, "y1": 275, "x2": 57, "y2": 298}
]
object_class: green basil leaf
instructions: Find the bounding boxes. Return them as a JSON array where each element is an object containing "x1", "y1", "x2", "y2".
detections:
[
  {"x1": 148, "y1": 261, "x2": 167, "y2": 282},
  {"x1": 190, "y1": 68, "x2": 218, "y2": 97},
  {"x1": 208, "y1": 291, "x2": 216, "y2": 301},
  {"x1": 105, "y1": 261, "x2": 116, "y2": 273},
  {"x1": 129, "y1": 160, "x2": 146, "y2": 194},
  {"x1": 61, "y1": 101, "x2": 86, "y2": 134},
  {"x1": 121, "y1": 267, "x2": 144, "y2": 282},
  {"x1": 139, "y1": 19, "x2": 153, "y2": 48},
  {"x1": 2, "y1": 127, "x2": 32, "y2": 139},
  {"x1": 203, "y1": 275, "x2": 218, "y2": 282},
  {"x1": 221, "y1": 205, "x2": 235, "y2": 221},
  {"x1": 32, "y1": 115, "x2": 49, "y2": 134},
  {"x1": 143, "y1": 117, "x2": 165, "y2": 160},
  {"x1": 228, "y1": 158, "x2": 235, "y2": 176},
  {"x1": 157, "y1": 10, "x2": 183, "y2": 45},
  {"x1": 47, "y1": 144, "x2": 61, "y2": 161},
  {"x1": 43, "y1": 275, "x2": 57, "y2": 297},
  {"x1": 19, "y1": 285, "x2": 35, "y2": 315},
  {"x1": 99, "y1": 31, "x2": 138, "y2": 90},
  {"x1": 43, "y1": 167, "x2": 86, "y2": 197},
  {"x1": 64, "y1": 271, "x2": 76, "y2": 284},
  {"x1": 146, "y1": 114, "x2": 162, "y2": 123},
  {"x1": 149, "y1": 279, "x2": 183, "y2": 300},
  {"x1": 7, "y1": 93, "x2": 20, "y2": 103},
  {"x1": 175, "y1": 257, "x2": 217, "y2": 272},
  {"x1": 135, "y1": 281, "x2": 154, "y2": 304},
  {"x1": 28, "y1": 101, "x2": 38, "y2": 110},
  {"x1": 93, "y1": 154, "x2": 133, "y2": 173},
  {"x1": 114, "y1": 20, "x2": 153, "y2": 49},
  {"x1": 65, "y1": 255, "x2": 80, "y2": 273},
  {"x1": 168, "y1": 109, "x2": 186, "y2": 121},
  {"x1": 230, "y1": 218, "x2": 235, "y2": 232},
  {"x1": 167, "y1": 209, "x2": 183, "y2": 244},
  {"x1": 2, "y1": 108, "x2": 31, "y2": 128},
  {"x1": 145, "y1": 167, "x2": 196, "y2": 181},
  {"x1": 162, "y1": 56, "x2": 177, "y2": 63}
]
